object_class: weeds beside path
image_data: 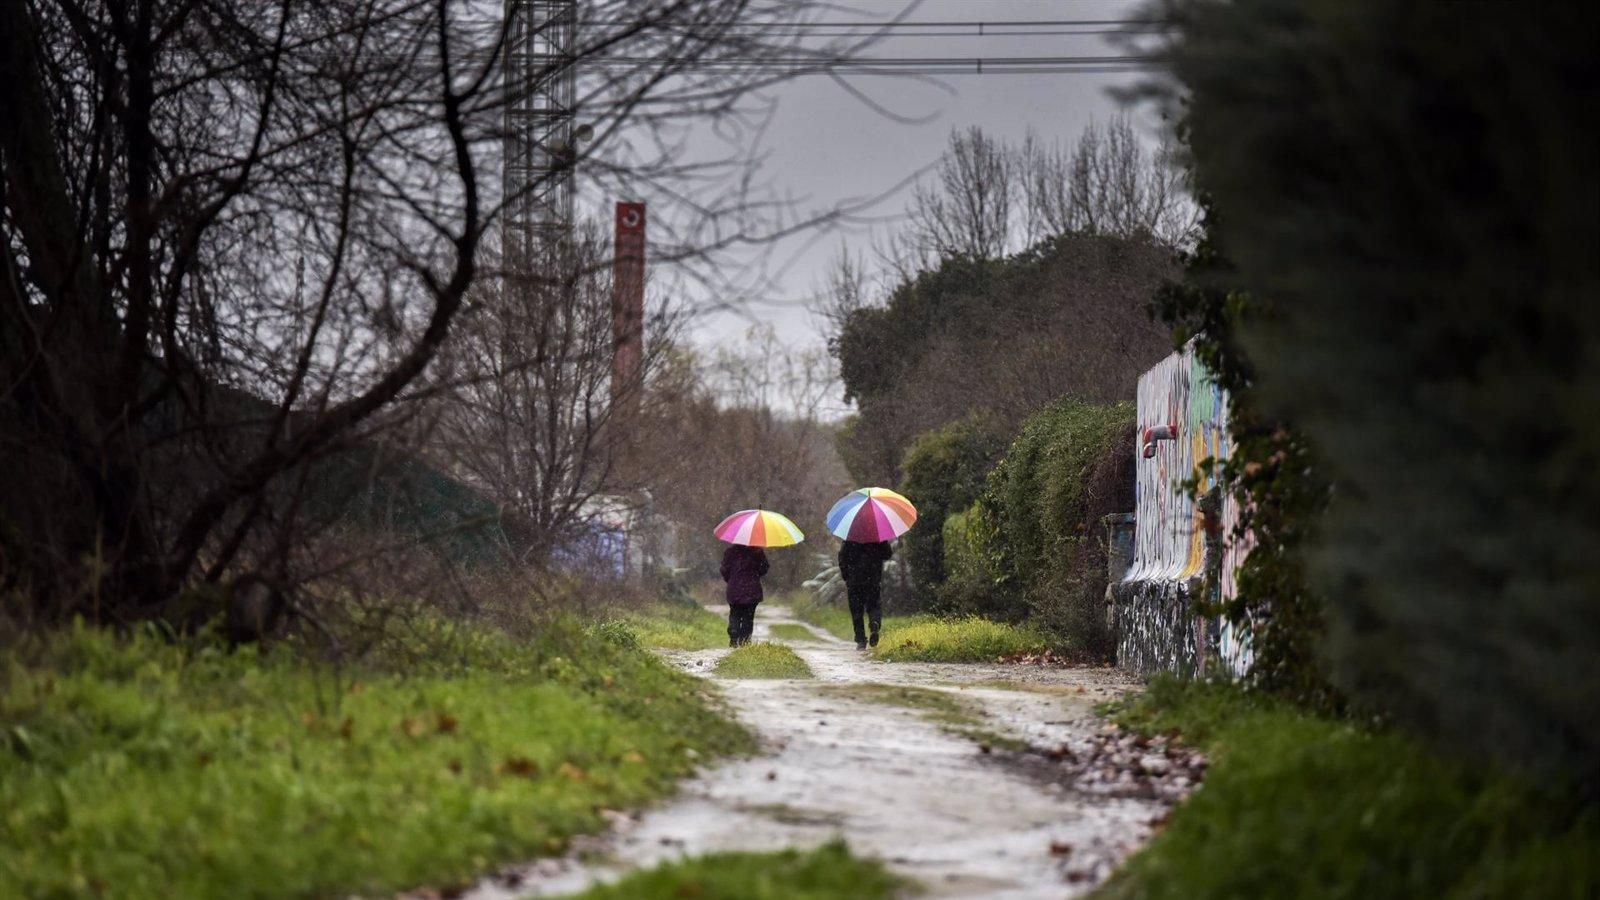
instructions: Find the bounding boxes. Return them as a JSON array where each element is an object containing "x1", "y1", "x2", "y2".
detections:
[{"x1": 788, "y1": 596, "x2": 1044, "y2": 662}]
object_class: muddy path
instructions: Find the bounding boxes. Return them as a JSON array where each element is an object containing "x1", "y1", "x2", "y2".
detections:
[{"x1": 459, "y1": 605, "x2": 1167, "y2": 899}]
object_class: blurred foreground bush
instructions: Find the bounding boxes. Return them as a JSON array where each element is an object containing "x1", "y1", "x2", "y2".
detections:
[{"x1": 1163, "y1": 0, "x2": 1600, "y2": 779}]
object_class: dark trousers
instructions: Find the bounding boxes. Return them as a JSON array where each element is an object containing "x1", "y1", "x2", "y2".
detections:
[
  {"x1": 847, "y1": 582, "x2": 882, "y2": 645},
  {"x1": 728, "y1": 603, "x2": 757, "y2": 646}
]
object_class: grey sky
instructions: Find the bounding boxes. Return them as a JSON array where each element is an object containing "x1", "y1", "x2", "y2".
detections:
[
  {"x1": 573, "y1": 0, "x2": 1159, "y2": 410},
  {"x1": 696, "y1": 2, "x2": 1152, "y2": 338}
]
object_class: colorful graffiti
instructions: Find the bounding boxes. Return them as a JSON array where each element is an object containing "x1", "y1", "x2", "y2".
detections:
[{"x1": 1116, "y1": 344, "x2": 1252, "y2": 677}]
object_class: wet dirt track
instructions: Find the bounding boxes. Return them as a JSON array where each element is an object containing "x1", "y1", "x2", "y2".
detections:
[{"x1": 455, "y1": 604, "x2": 1168, "y2": 900}]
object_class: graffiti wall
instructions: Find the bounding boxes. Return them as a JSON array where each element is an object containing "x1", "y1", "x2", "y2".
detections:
[{"x1": 1115, "y1": 344, "x2": 1252, "y2": 677}]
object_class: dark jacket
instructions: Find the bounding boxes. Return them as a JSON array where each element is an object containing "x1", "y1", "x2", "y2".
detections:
[
  {"x1": 721, "y1": 545, "x2": 770, "y2": 605},
  {"x1": 838, "y1": 540, "x2": 893, "y2": 589}
]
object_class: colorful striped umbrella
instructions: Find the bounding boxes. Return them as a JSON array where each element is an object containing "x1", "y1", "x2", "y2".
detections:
[
  {"x1": 826, "y1": 487, "x2": 918, "y2": 543},
  {"x1": 713, "y1": 509, "x2": 806, "y2": 548}
]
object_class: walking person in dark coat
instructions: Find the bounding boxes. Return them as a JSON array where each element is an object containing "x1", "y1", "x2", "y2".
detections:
[
  {"x1": 721, "y1": 543, "x2": 769, "y2": 647},
  {"x1": 838, "y1": 539, "x2": 893, "y2": 650}
]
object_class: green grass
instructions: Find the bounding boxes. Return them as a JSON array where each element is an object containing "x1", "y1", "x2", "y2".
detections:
[
  {"x1": 788, "y1": 596, "x2": 932, "y2": 644},
  {"x1": 556, "y1": 839, "x2": 907, "y2": 899},
  {"x1": 872, "y1": 617, "x2": 1046, "y2": 662},
  {"x1": 790, "y1": 597, "x2": 1043, "y2": 663},
  {"x1": 1094, "y1": 677, "x2": 1600, "y2": 900},
  {"x1": 0, "y1": 618, "x2": 752, "y2": 899},
  {"x1": 767, "y1": 623, "x2": 819, "y2": 642},
  {"x1": 612, "y1": 602, "x2": 728, "y2": 650},
  {"x1": 713, "y1": 643, "x2": 814, "y2": 679}
]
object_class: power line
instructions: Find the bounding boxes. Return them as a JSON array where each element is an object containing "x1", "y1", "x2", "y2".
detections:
[
  {"x1": 580, "y1": 54, "x2": 1158, "y2": 74},
  {"x1": 579, "y1": 18, "x2": 1159, "y2": 29}
]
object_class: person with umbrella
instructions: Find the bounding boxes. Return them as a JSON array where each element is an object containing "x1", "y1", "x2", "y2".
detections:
[
  {"x1": 714, "y1": 509, "x2": 805, "y2": 647},
  {"x1": 826, "y1": 488, "x2": 917, "y2": 650}
]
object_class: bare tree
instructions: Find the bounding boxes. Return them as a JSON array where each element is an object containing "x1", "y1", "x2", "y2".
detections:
[
  {"x1": 641, "y1": 327, "x2": 850, "y2": 586},
  {"x1": 907, "y1": 126, "x2": 1015, "y2": 261},
  {"x1": 1018, "y1": 116, "x2": 1197, "y2": 248},
  {"x1": 0, "y1": 0, "x2": 840, "y2": 622},
  {"x1": 812, "y1": 243, "x2": 870, "y2": 349},
  {"x1": 431, "y1": 221, "x2": 683, "y2": 567}
]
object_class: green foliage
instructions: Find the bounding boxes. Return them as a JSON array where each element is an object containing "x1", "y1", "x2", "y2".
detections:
[
  {"x1": 939, "y1": 398, "x2": 1133, "y2": 657},
  {"x1": 0, "y1": 620, "x2": 751, "y2": 899},
  {"x1": 898, "y1": 415, "x2": 1008, "y2": 607},
  {"x1": 557, "y1": 840, "x2": 906, "y2": 900},
  {"x1": 714, "y1": 643, "x2": 814, "y2": 679},
  {"x1": 872, "y1": 617, "x2": 1047, "y2": 663},
  {"x1": 1164, "y1": 0, "x2": 1600, "y2": 777},
  {"x1": 614, "y1": 603, "x2": 729, "y2": 651},
  {"x1": 937, "y1": 502, "x2": 1018, "y2": 620},
  {"x1": 1097, "y1": 679, "x2": 1600, "y2": 900}
]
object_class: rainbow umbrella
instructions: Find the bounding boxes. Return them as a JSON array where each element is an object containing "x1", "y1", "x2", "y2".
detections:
[
  {"x1": 714, "y1": 509, "x2": 805, "y2": 548},
  {"x1": 826, "y1": 487, "x2": 918, "y2": 543}
]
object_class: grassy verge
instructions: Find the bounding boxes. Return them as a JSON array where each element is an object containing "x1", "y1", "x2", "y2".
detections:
[
  {"x1": 1095, "y1": 677, "x2": 1600, "y2": 900},
  {"x1": 872, "y1": 617, "x2": 1046, "y2": 663},
  {"x1": 557, "y1": 839, "x2": 907, "y2": 899},
  {"x1": 713, "y1": 643, "x2": 813, "y2": 679},
  {"x1": 767, "y1": 623, "x2": 818, "y2": 642},
  {"x1": 0, "y1": 618, "x2": 752, "y2": 899},
  {"x1": 612, "y1": 602, "x2": 727, "y2": 650}
]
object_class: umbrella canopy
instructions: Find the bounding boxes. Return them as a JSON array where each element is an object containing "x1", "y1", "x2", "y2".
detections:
[
  {"x1": 826, "y1": 487, "x2": 918, "y2": 543},
  {"x1": 714, "y1": 509, "x2": 806, "y2": 548}
]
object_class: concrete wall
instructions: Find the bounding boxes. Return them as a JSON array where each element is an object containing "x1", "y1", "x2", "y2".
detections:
[{"x1": 1114, "y1": 344, "x2": 1253, "y2": 678}]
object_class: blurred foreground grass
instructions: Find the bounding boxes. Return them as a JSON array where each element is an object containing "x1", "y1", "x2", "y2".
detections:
[
  {"x1": 0, "y1": 617, "x2": 751, "y2": 899},
  {"x1": 556, "y1": 839, "x2": 906, "y2": 899},
  {"x1": 1096, "y1": 678, "x2": 1600, "y2": 900}
]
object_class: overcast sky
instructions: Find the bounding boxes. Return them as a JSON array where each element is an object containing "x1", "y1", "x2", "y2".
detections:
[{"x1": 581, "y1": 0, "x2": 1159, "y2": 410}]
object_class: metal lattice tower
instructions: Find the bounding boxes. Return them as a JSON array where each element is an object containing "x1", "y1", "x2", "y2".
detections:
[{"x1": 503, "y1": 0, "x2": 577, "y2": 266}]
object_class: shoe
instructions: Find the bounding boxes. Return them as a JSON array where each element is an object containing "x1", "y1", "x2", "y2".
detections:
[
  {"x1": 856, "y1": 641, "x2": 867, "y2": 651},
  {"x1": 868, "y1": 632, "x2": 879, "y2": 648}
]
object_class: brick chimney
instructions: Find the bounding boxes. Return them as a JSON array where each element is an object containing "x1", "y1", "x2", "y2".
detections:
[{"x1": 612, "y1": 202, "x2": 645, "y2": 403}]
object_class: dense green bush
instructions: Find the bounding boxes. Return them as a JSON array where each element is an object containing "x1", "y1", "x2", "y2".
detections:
[
  {"x1": 898, "y1": 414, "x2": 1008, "y2": 608},
  {"x1": 939, "y1": 502, "x2": 1018, "y2": 620},
  {"x1": 940, "y1": 398, "x2": 1134, "y2": 658},
  {"x1": 987, "y1": 399, "x2": 1133, "y2": 657},
  {"x1": 1163, "y1": 0, "x2": 1600, "y2": 778}
]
